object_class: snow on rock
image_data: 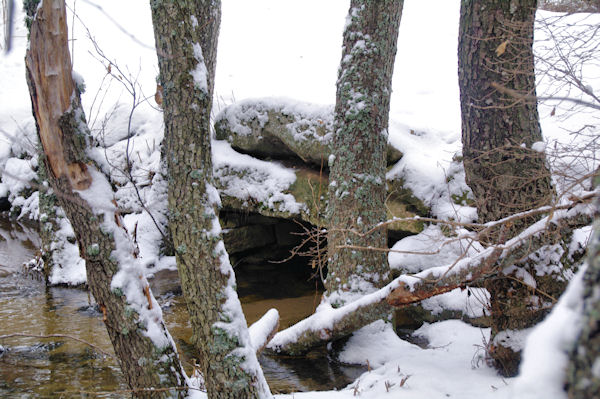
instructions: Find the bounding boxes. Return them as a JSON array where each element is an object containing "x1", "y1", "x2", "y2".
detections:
[
  {"x1": 2, "y1": 158, "x2": 37, "y2": 201},
  {"x1": 215, "y1": 97, "x2": 333, "y2": 142},
  {"x1": 212, "y1": 140, "x2": 304, "y2": 215},
  {"x1": 386, "y1": 133, "x2": 476, "y2": 222},
  {"x1": 214, "y1": 97, "x2": 336, "y2": 166},
  {"x1": 214, "y1": 97, "x2": 405, "y2": 168},
  {"x1": 493, "y1": 328, "x2": 535, "y2": 353}
]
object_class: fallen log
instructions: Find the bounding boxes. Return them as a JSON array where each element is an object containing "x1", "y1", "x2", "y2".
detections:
[
  {"x1": 268, "y1": 204, "x2": 594, "y2": 355},
  {"x1": 387, "y1": 206, "x2": 593, "y2": 306},
  {"x1": 267, "y1": 294, "x2": 391, "y2": 356},
  {"x1": 248, "y1": 308, "x2": 280, "y2": 355}
]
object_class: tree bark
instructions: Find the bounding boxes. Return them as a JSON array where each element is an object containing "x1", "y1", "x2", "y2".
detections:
[
  {"x1": 459, "y1": 0, "x2": 553, "y2": 228},
  {"x1": 25, "y1": 1, "x2": 188, "y2": 396},
  {"x1": 150, "y1": 1, "x2": 271, "y2": 397},
  {"x1": 566, "y1": 180, "x2": 600, "y2": 398},
  {"x1": 326, "y1": 0, "x2": 403, "y2": 307},
  {"x1": 458, "y1": 0, "x2": 558, "y2": 376}
]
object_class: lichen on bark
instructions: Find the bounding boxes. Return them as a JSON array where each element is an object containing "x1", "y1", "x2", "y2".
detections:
[
  {"x1": 150, "y1": 1, "x2": 271, "y2": 397},
  {"x1": 326, "y1": 0, "x2": 404, "y2": 308}
]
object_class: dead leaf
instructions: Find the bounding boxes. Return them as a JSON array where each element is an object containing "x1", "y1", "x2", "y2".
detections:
[
  {"x1": 495, "y1": 40, "x2": 509, "y2": 57},
  {"x1": 550, "y1": 107, "x2": 556, "y2": 116},
  {"x1": 155, "y1": 84, "x2": 163, "y2": 108}
]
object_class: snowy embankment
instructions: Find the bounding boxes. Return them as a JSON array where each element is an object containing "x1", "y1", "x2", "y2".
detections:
[{"x1": 0, "y1": 0, "x2": 598, "y2": 398}]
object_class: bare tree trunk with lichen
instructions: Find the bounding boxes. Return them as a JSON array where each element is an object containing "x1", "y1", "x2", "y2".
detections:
[
  {"x1": 326, "y1": 0, "x2": 403, "y2": 311},
  {"x1": 150, "y1": 1, "x2": 271, "y2": 397},
  {"x1": 458, "y1": 0, "x2": 559, "y2": 376},
  {"x1": 25, "y1": 1, "x2": 188, "y2": 396}
]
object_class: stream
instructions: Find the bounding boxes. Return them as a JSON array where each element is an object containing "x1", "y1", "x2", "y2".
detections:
[{"x1": 0, "y1": 218, "x2": 364, "y2": 397}]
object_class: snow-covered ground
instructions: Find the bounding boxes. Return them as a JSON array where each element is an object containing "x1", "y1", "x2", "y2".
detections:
[{"x1": 0, "y1": 0, "x2": 598, "y2": 398}]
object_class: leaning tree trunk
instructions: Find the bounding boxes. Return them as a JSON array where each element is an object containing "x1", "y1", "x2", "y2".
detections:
[
  {"x1": 565, "y1": 199, "x2": 600, "y2": 397},
  {"x1": 150, "y1": 1, "x2": 271, "y2": 398},
  {"x1": 458, "y1": 0, "x2": 556, "y2": 376},
  {"x1": 25, "y1": 1, "x2": 188, "y2": 396},
  {"x1": 325, "y1": 0, "x2": 403, "y2": 308}
]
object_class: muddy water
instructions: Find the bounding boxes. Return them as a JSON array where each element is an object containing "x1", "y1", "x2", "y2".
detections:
[{"x1": 0, "y1": 219, "x2": 364, "y2": 397}]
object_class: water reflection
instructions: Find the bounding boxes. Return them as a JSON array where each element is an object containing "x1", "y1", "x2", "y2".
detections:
[{"x1": 0, "y1": 218, "x2": 364, "y2": 397}]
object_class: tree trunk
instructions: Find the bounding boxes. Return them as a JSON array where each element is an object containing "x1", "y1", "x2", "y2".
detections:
[
  {"x1": 326, "y1": 0, "x2": 403, "y2": 308},
  {"x1": 565, "y1": 178, "x2": 600, "y2": 398},
  {"x1": 459, "y1": 0, "x2": 553, "y2": 228},
  {"x1": 25, "y1": 1, "x2": 188, "y2": 396},
  {"x1": 458, "y1": 0, "x2": 557, "y2": 376},
  {"x1": 150, "y1": 1, "x2": 271, "y2": 397}
]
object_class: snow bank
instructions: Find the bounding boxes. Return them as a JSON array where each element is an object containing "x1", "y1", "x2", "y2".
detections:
[{"x1": 511, "y1": 265, "x2": 587, "y2": 399}]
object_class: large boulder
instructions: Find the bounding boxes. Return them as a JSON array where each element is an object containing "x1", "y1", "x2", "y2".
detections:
[
  {"x1": 214, "y1": 98, "x2": 403, "y2": 167},
  {"x1": 212, "y1": 141, "x2": 426, "y2": 237}
]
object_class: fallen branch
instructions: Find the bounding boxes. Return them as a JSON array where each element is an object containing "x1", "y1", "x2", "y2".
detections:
[
  {"x1": 388, "y1": 205, "x2": 593, "y2": 306},
  {"x1": 248, "y1": 308, "x2": 279, "y2": 355},
  {"x1": 343, "y1": 191, "x2": 596, "y2": 240},
  {"x1": 491, "y1": 81, "x2": 600, "y2": 110},
  {"x1": 269, "y1": 204, "x2": 593, "y2": 355},
  {"x1": 267, "y1": 294, "x2": 391, "y2": 356}
]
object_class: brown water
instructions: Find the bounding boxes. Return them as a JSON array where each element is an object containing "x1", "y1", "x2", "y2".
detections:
[{"x1": 0, "y1": 219, "x2": 364, "y2": 397}]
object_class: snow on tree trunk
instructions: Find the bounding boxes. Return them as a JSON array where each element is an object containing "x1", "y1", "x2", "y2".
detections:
[
  {"x1": 566, "y1": 176, "x2": 600, "y2": 398},
  {"x1": 150, "y1": 1, "x2": 271, "y2": 397},
  {"x1": 25, "y1": 1, "x2": 188, "y2": 396},
  {"x1": 326, "y1": 0, "x2": 403, "y2": 308},
  {"x1": 458, "y1": 0, "x2": 558, "y2": 376}
]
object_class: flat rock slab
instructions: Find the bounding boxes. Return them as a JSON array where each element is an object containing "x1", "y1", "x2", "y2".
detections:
[{"x1": 215, "y1": 98, "x2": 403, "y2": 167}]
